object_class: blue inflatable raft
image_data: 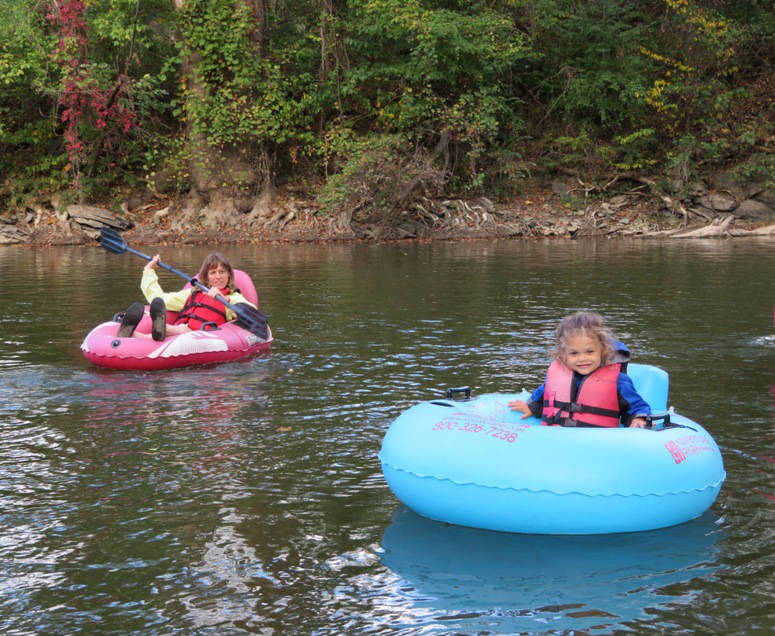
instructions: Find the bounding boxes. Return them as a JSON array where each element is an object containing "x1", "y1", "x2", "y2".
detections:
[{"x1": 379, "y1": 364, "x2": 726, "y2": 535}]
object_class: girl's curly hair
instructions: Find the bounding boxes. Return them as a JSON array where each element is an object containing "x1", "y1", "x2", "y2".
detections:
[{"x1": 552, "y1": 312, "x2": 616, "y2": 365}]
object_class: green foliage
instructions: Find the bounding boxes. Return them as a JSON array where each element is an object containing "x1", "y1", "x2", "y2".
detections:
[
  {"x1": 548, "y1": 131, "x2": 593, "y2": 168},
  {"x1": 318, "y1": 132, "x2": 445, "y2": 218},
  {"x1": 611, "y1": 128, "x2": 659, "y2": 171},
  {"x1": 0, "y1": 123, "x2": 72, "y2": 209},
  {"x1": 0, "y1": 0, "x2": 179, "y2": 206},
  {"x1": 316, "y1": 122, "x2": 360, "y2": 178},
  {"x1": 638, "y1": 2, "x2": 742, "y2": 134},
  {"x1": 1, "y1": 0, "x2": 775, "y2": 212},
  {"x1": 368, "y1": 1, "x2": 523, "y2": 86},
  {"x1": 482, "y1": 146, "x2": 533, "y2": 196},
  {"x1": 323, "y1": 0, "x2": 530, "y2": 190},
  {"x1": 0, "y1": 0, "x2": 49, "y2": 91},
  {"x1": 318, "y1": 134, "x2": 408, "y2": 215},
  {"x1": 0, "y1": 0, "x2": 59, "y2": 203},
  {"x1": 175, "y1": 0, "x2": 317, "y2": 148},
  {"x1": 526, "y1": 0, "x2": 653, "y2": 129},
  {"x1": 733, "y1": 154, "x2": 775, "y2": 189}
]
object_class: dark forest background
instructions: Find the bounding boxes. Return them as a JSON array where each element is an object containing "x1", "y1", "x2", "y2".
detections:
[{"x1": 2, "y1": 0, "x2": 773, "y2": 231}]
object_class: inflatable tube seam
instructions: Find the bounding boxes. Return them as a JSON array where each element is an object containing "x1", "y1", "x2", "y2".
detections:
[{"x1": 381, "y1": 462, "x2": 725, "y2": 498}]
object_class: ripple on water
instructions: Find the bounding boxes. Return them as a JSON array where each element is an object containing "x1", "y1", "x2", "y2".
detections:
[{"x1": 0, "y1": 241, "x2": 773, "y2": 635}]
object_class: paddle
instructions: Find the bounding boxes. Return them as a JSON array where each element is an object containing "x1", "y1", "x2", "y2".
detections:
[{"x1": 98, "y1": 226, "x2": 269, "y2": 340}]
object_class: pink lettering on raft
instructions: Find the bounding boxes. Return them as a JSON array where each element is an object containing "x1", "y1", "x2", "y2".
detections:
[{"x1": 664, "y1": 435, "x2": 717, "y2": 465}]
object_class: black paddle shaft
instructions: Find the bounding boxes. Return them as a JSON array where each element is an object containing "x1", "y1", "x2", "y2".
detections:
[{"x1": 98, "y1": 226, "x2": 269, "y2": 340}]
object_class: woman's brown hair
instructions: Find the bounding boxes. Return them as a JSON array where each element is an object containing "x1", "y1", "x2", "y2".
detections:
[{"x1": 195, "y1": 252, "x2": 235, "y2": 291}]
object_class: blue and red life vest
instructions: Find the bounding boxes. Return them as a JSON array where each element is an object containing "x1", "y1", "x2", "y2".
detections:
[
  {"x1": 173, "y1": 288, "x2": 230, "y2": 331},
  {"x1": 542, "y1": 360, "x2": 622, "y2": 428}
]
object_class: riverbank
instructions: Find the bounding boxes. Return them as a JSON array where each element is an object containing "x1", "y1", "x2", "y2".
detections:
[
  {"x1": 120, "y1": 189, "x2": 679, "y2": 245},
  {"x1": 3, "y1": 182, "x2": 775, "y2": 247}
]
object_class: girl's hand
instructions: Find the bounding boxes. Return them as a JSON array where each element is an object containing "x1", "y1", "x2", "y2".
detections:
[
  {"x1": 629, "y1": 417, "x2": 647, "y2": 428},
  {"x1": 206, "y1": 287, "x2": 222, "y2": 299},
  {"x1": 508, "y1": 399, "x2": 533, "y2": 420},
  {"x1": 145, "y1": 255, "x2": 161, "y2": 270}
]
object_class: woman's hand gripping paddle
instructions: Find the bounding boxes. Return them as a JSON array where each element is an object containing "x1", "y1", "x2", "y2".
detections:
[{"x1": 99, "y1": 226, "x2": 269, "y2": 340}]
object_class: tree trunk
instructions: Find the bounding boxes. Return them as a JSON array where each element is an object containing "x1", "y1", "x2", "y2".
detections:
[{"x1": 173, "y1": 0, "x2": 274, "y2": 226}]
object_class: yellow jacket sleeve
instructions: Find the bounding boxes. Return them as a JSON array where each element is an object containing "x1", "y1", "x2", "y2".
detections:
[{"x1": 140, "y1": 269, "x2": 190, "y2": 311}]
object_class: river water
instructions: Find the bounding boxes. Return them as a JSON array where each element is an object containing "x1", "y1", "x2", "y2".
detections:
[{"x1": 0, "y1": 238, "x2": 773, "y2": 635}]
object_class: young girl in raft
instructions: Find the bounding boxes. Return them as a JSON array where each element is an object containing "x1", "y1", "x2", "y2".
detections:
[
  {"x1": 509, "y1": 311, "x2": 650, "y2": 428},
  {"x1": 116, "y1": 251, "x2": 257, "y2": 341}
]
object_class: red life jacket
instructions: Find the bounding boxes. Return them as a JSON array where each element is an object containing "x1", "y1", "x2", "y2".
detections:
[
  {"x1": 542, "y1": 360, "x2": 622, "y2": 428},
  {"x1": 173, "y1": 289, "x2": 230, "y2": 331}
]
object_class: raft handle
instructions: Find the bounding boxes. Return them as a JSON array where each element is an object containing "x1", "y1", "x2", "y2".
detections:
[
  {"x1": 646, "y1": 411, "x2": 671, "y2": 429},
  {"x1": 445, "y1": 386, "x2": 472, "y2": 401}
]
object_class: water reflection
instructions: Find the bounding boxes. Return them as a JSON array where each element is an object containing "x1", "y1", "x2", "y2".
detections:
[
  {"x1": 1, "y1": 240, "x2": 774, "y2": 635},
  {"x1": 83, "y1": 361, "x2": 273, "y2": 428},
  {"x1": 377, "y1": 506, "x2": 723, "y2": 633},
  {"x1": 0, "y1": 360, "x2": 279, "y2": 634},
  {"x1": 0, "y1": 368, "x2": 85, "y2": 631}
]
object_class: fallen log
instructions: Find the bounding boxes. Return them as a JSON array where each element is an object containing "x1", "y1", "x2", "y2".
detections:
[
  {"x1": 669, "y1": 215, "x2": 733, "y2": 238},
  {"x1": 729, "y1": 221, "x2": 775, "y2": 237}
]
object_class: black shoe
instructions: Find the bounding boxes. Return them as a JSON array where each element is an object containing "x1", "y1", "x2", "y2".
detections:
[
  {"x1": 150, "y1": 297, "x2": 167, "y2": 341},
  {"x1": 117, "y1": 302, "x2": 144, "y2": 338}
]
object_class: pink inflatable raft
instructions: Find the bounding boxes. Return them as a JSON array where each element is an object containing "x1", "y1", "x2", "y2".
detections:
[{"x1": 81, "y1": 270, "x2": 272, "y2": 371}]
